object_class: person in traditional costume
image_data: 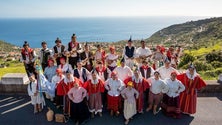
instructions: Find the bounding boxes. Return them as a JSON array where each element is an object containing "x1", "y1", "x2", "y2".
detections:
[
  {"x1": 39, "y1": 41, "x2": 52, "y2": 71},
  {"x1": 121, "y1": 81, "x2": 139, "y2": 125},
  {"x1": 43, "y1": 59, "x2": 57, "y2": 82},
  {"x1": 73, "y1": 59, "x2": 91, "y2": 84},
  {"x1": 152, "y1": 45, "x2": 166, "y2": 70},
  {"x1": 58, "y1": 57, "x2": 73, "y2": 74},
  {"x1": 63, "y1": 70, "x2": 83, "y2": 116},
  {"x1": 43, "y1": 59, "x2": 57, "y2": 101},
  {"x1": 161, "y1": 71, "x2": 185, "y2": 118},
  {"x1": 27, "y1": 74, "x2": 45, "y2": 114},
  {"x1": 122, "y1": 36, "x2": 136, "y2": 69},
  {"x1": 135, "y1": 40, "x2": 152, "y2": 67},
  {"x1": 95, "y1": 44, "x2": 106, "y2": 65},
  {"x1": 156, "y1": 58, "x2": 179, "y2": 80},
  {"x1": 79, "y1": 42, "x2": 94, "y2": 71},
  {"x1": 139, "y1": 59, "x2": 155, "y2": 80},
  {"x1": 68, "y1": 81, "x2": 90, "y2": 125},
  {"x1": 146, "y1": 71, "x2": 169, "y2": 115},
  {"x1": 84, "y1": 70, "x2": 105, "y2": 118},
  {"x1": 114, "y1": 58, "x2": 133, "y2": 82},
  {"x1": 177, "y1": 64, "x2": 206, "y2": 114},
  {"x1": 95, "y1": 61, "x2": 111, "y2": 107},
  {"x1": 124, "y1": 69, "x2": 150, "y2": 113},
  {"x1": 65, "y1": 34, "x2": 81, "y2": 69},
  {"x1": 105, "y1": 71, "x2": 125, "y2": 116},
  {"x1": 51, "y1": 68, "x2": 65, "y2": 108},
  {"x1": 52, "y1": 37, "x2": 66, "y2": 66},
  {"x1": 20, "y1": 41, "x2": 37, "y2": 77},
  {"x1": 106, "y1": 46, "x2": 118, "y2": 71}
]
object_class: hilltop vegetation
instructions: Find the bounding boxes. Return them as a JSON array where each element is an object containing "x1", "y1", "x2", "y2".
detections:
[
  {"x1": 147, "y1": 17, "x2": 222, "y2": 48},
  {"x1": 0, "y1": 40, "x2": 19, "y2": 52}
]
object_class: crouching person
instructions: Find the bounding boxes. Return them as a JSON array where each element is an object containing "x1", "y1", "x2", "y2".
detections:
[
  {"x1": 161, "y1": 71, "x2": 185, "y2": 118},
  {"x1": 27, "y1": 74, "x2": 45, "y2": 114},
  {"x1": 68, "y1": 82, "x2": 90, "y2": 125}
]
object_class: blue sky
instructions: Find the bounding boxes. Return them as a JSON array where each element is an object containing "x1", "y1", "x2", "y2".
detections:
[{"x1": 0, "y1": 0, "x2": 221, "y2": 18}]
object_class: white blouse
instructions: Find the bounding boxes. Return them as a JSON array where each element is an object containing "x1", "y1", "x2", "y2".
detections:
[
  {"x1": 149, "y1": 77, "x2": 169, "y2": 94},
  {"x1": 114, "y1": 66, "x2": 133, "y2": 81},
  {"x1": 165, "y1": 78, "x2": 185, "y2": 97},
  {"x1": 105, "y1": 78, "x2": 125, "y2": 96}
]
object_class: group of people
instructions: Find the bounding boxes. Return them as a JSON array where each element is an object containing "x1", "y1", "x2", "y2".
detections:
[{"x1": 23, "y1": 34, "x2": 206, "y2": 125}]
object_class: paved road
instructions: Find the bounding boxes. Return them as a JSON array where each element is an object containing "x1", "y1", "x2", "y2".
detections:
[{"x1": 0, "y1": 94, "x2": 221, "y2": 125}]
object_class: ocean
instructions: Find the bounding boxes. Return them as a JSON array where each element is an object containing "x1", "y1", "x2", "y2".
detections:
[{"x1": 0, "y1": 16, "x2": 206, "y2": 48}]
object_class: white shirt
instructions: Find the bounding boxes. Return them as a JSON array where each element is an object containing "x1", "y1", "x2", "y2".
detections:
[
  {"x1": 20, "y1": 50, "x2": 37, "y2": 64},
  {"x1": 136, "y1": 47, "x2": 152, "y2": 57},
  {"x1": 105, "y1": 78, "x2": 125, "y2": 96},
  {"x1": 157, "y1": 66, "x2": 179, "y2": 80},
  {"x1": 51, "y1": 75, "x2": 65, "y2": 84},
  {"x1": 106, "y1": 53, "x2": 118, "y2": 67},
  {"x1": 149, "y1": 77, "x2": 169, "y2": 94},
  {"x1": 27, "y1": 80, "x2": 37, "y2": 96},
  {"x1": 165, "y1": 78, "x2": 185, "y2": 97},
  {"x1": 52, "y1": 46, "x2": 62, "y2": 55},
  {"x1": 114, "y1": 66, "x2": 133, "y2": 81},
  {"x1": 75, "y1": 67, "x2": 90, "y2": 83},
  {"x1": 58, "y1": 63, "x2": 73, "y2": 74}
]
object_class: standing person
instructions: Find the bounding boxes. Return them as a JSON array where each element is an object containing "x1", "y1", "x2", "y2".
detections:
[
  {"x1": 63, "y1": 70, "x2": 83, "y2": 116},
  {"x1": 84, "y1": 70, "x2": 105, "y2": 118},
  {"x1": 80, "y1": 43, "x2": 94, "y2": 72},
  {"x1": 95, "y1": 61, "x2": 111, "y2": 82},
  {"x1": 52, "y1": 38, "x2": 66, "y2": 66},
  {"x1": 146, "y1": 71, "x2": 169, "y2": 115},
  {"x1": 161, "y1": 71, "x2": 185, "y2": 118},
  {"x1": 121, "y1": 81, "x2": 139, "y2": 125},
  {"x1": 27, "y1": 74, "x2": 45, "y2": 114},
  {"x1": 44, "y1": 59, "x2": 57, "y2": 82},
  {"x1": 122, "y1": 37, "x2": 136, "y2": 69},
  {"x1": 124, "y1": 69, "x2": 150, "y2": 113},
  {"x1": 58, "y1": 57, "x2": 73, "y2": 74},
  {"x1": 51, "y1": 68, "x2": 65, "y2": 108},
  {"x1": 20, "y1": 41, "x2": 37, "y2": 77},
  {"x1": 39, "y1": 41, "x2": 52, "y2": 71},
  {"x1": 95, "y1": 61, "x2": 111, "y2": 107},
  {"x1": 68, "y1": 82, "x2": 90, "y2": 125},
  {"x1": 94, "y1": 44, "x2": 106, "y2": 64},
  {"x1": 156, "y1": 58, "x2": 179, "y2": 80},
  {"x1": 135, "y1": 40, "x2": 152, "y2": 67},
  {"x1": 152, "y1": 45, "x2": 166, "y2": 70},
  {"x1": 66, "y1": 34, "x2": 80, "y2": 69},
  {"x1": 106, "y1": 46, "x2": 118, "y2": 71},
  {"x1": 177, "y1": 64, "x2": 206, "y2": 114},
  {"x1": 139, "y1": 59, "x2": 155, "y2": 80},
  {"x1": 73, "y1": 59, "x2": 91, "y2": 84},
  {"x1": 114, "y1": 58, "x2": 133, "y2": 82},
  {"x1": 105, "y1": 71, "x2": 125, "y2": 116},
  {"x1": 43, "y1": 59, "x2": 57, "y2": 101}
]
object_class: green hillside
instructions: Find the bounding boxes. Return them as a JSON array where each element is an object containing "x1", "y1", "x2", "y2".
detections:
[{"x1": 147, "y1": 17, "x2": 222, "y2": 48}]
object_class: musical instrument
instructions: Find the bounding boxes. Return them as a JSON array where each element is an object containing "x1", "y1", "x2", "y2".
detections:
[{"x1": 81, "y1": 57, "x2": 89, "y2": 66}]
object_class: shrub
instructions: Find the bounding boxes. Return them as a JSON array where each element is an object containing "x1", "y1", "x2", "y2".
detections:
[
  {"x1": 178, "y1": 53, "x2": 195, "y2": 68},
  {"x1": 206, "y1": 52, "x2": 222, "y2": 63},
  {"x1": 193, "y1": 61, "x2": 214, "y2": 71},
  {"x1": 211, "y1": 61, "x2": 222, "y2": 68}
]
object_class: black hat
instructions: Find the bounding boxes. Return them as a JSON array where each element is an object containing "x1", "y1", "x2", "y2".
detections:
[
  {"x1": 66, "y1": 69, "x2": 72, "y2": 74},
  {"x1": 23, "y1": 41, "x2": 29, "y2": 47},
  {"x1": 55, "y1": 37, "x2": 61, "y2": 43},
  {"x1": 41, "y1": 41, "x2": 47, "y2": 45},
  {"x1": 128, "y1": 36, "x2": 132, "y2": 42},
  {"x1": 188, "y1": 62, "x2": 195, "y2": 69},
  {"x1": 72, "y1": 34, "x2": 76, "y2": 38},
  {"x1": 77, "y1": 58, "x2": 82, "y2": 63},
  {"x1": 120, "y1": 57, "x2": 125, "y2": 63},
  {"x1": 84, "y1": 42, "x2": 88, "y2": 47},
  {"x1": 141, "y1": 39, "x2": 145, "y2": 43}
]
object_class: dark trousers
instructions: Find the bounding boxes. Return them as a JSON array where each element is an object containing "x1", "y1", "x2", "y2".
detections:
[
  {"x1": 69, "y1": 57, "x2": 78, "y2": 69},
  {"x1": 24, "y1": 63, "x2": 36, "y2": 77}
]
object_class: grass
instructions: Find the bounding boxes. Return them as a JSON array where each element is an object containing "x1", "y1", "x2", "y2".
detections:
[{"x1": 0, "y1": 60, "x2": 26, "y2": 79}]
